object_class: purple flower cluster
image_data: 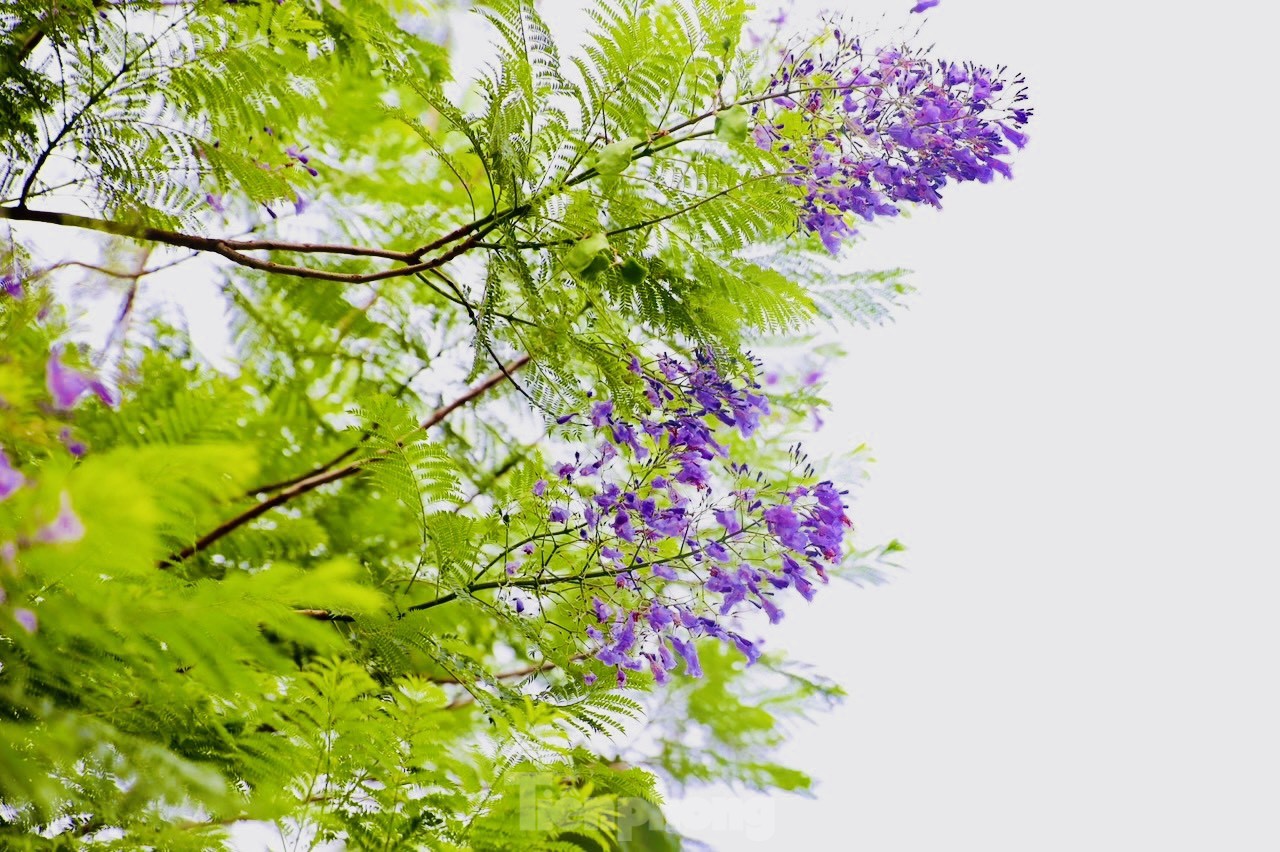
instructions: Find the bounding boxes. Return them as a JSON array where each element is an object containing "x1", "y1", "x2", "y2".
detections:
[
  {"x1": 2, "y1": 272, "x2": 22, "y2": 299},
  {"x1": 513, "y1": 353, "x2": 851, "y2": 686},
  {"x1": 1, "y1": 344, "x2": 99, "y2": 574},
  {"x1": 753, "y1": 35, "x2": 1031, "y2": 252},
  {"x1": 46, "y1": 347, "x2": 117, "y2": 410},
  {"x1": 284, "y1": 144, "x2": 319, "y2": 178},
  {"x1": 1, "y1": 439, "x2": 85, "y2": 549},
  {"x1": 0, "y1": 581, "x2": 38, "y2": 635},
  {"x1": 0, "y1": 448, "x2": 25, "y2": 502}
]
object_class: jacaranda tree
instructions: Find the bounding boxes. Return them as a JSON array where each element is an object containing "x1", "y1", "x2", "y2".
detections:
[{"x1": 0, "y1": 0, "x2": 1028, "y2": 847}]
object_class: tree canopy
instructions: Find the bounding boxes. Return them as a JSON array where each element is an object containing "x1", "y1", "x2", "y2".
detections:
[{"x1": 0, "y1": 0, "x2": 1028, "y2": 847}]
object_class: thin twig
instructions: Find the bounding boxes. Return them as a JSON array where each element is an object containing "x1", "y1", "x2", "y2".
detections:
[{"x1": 161, "y1": 355, "x2": 531, "y2": 567}]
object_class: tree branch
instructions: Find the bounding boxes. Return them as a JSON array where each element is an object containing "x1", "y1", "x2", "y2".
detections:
[
  {"x1": 0, "y1": 205, "x2": 490, "y2": 283},
  {"x1": 162, "y1": 354, "x2": 531, "y2": 567}
]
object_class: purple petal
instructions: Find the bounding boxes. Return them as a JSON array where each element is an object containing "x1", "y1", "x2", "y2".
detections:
[
  {"x1": 0, "y1": 448, "x2": 24, "y2": 501},
  {"x1": 13, "y1": 608, "x2": 37, "y2": 634},
  {"x1": 36, "y1": 492, "x2": 84, "y2": 545},
  {"x1": 46, "y1": 348, "x2": 117, "y2": 410}
]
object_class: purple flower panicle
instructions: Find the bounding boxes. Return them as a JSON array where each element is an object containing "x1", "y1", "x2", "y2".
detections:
[
  {"x1": 2, "y1": 273, "x2": 22, "y2": 299},
  {"x1": 510, "y1": 352, "x2": 853, "y2": 684},
  {"x1": 756, "y1": 36, "x2": 1030, "y2": 253}
]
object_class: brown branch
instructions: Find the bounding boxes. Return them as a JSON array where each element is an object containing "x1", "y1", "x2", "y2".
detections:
[
  {"x1": 162, "y1": 354, "x2": 531, "y2": 567},
  {"x1": 418, "y1": 353, "x2": 531, "y2": 432},
  {"x1": 249, "y1": 354, "x2": 530, "y2": 496},
  {"x1": 291, "y1": 518, "x2": 761, "y2": 626},
  {"x1": 396, "y1": 519, "x2": 763, "y2": 616},
  {"x1": 0, "y1": 206, "x2": 487, "y2": 283}
]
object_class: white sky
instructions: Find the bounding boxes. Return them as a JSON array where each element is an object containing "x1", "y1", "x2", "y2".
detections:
[{"x1": 665, "y1": 1, "x2": 1280, "y2": 849}]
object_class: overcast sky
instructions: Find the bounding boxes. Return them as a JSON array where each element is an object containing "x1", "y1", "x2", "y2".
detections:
[{"x1": 663, "y1": 1, "x2": 1280, "y2": 849}]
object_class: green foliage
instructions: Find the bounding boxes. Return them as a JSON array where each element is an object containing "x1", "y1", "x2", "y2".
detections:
[
  {"x1": 651, "y1": 644, "x2": 845, "y2": 793},
  {"x1": 0, "y1": 0, "x2": 934, "y2": 847}
]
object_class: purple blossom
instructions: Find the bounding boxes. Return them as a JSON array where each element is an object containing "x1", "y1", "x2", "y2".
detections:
[
  {"x1": 36, "y1": 492, "x2": 84, "y2": 544},
  {"x1": 792, "y1": 572, "x2": 816, "y2": 602},
  {"x1": 1000, "y1": 122, "x2": 1029, "y2": 149},
  {"x1": 583, "y1": 671, "x2": 598, "y2": 686},
  {"x1": 911, "y1": 0, "x2": 941, "y2": 12},
  {"x1": 613, "y1": 510, "x2": 636, "y2": 543},
  {"x1": 540, "y1": 352, "x2": 852, "y2": 684},
  {"x1": 549, "y1": 505, "x2": 569, "y2": 524},
  {"x1": 13, "y1": 609, "x2": 37, "y2": 634},
  {"x1": 714, "y1": 508, "x2": 741, "y2": 535},
  {"x1": 59, "y1": 427, "x2": 87, "y2": 458},
  {"x1": 763, "y1": 504, "x2": 809, "y2": 552},
  {"x1": 648, "y1": 654, "x2": 670, "y2": 684},
  {"x1": 590, "y1": 400, "x2": 614, "y2": 427},
  {"x1": 46, "y1": 348, "x2": 117, "y2": 410},
  {"x1": 704, "y1": 540, "x2": 731, "y2": 563},
  {"x1": 668, "y1": 636, "x2": 703, "y2": 678},
  {"x1": 532, "y1": 479, "x2": 547, "y2": 497},
  {"x1": 205, "y1": 193, "x2": 225, "y2": 214},
  {"x1": 592, "y1": 597, "x2": 613, "y2": 622},
  {"x1": 650, "y1": 563, "x2": 678, "y2": 581},
  {"x1": 647, "y1": 508, "x2": 688, "y2": 538},
  {"x1": 648, "y1": 605, "x2": 675, "y2": 630},
  {"x1": 610, "y1": 421, "x2": 647, "y2": 457},
  {"x1": 730, "y1": 633, "x2": 762, "y2": 665},
  {"x1": 758, "y1": 595, "x2": 785, "y2": 624},
  {"x1": 757, "y1": 38, "x2": 1029, "y2": 254},
  {"x1": 673, "y1": 453, "x2": 710, "y2": 489},
  {"x1": 2, "y1": 273, "x2": 22, "y2": 299},
  {"x1": 0, "y1": 448, "x2": 24, "y2": 501}
]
